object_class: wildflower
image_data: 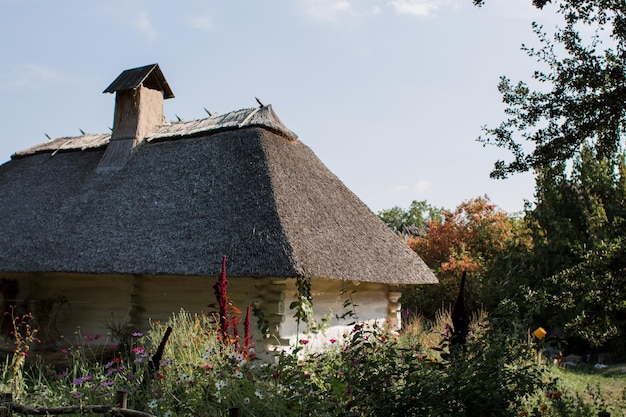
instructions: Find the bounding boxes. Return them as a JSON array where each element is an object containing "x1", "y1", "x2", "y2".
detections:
[
  {"x1": 131, "y1": 332, "x2": 143, "y2": 337},
  {"x1": 71, "y1": 391, "x2": 84, "y2": 399},
  {"x1": 215, "y1": 380, "x2": 227, "y2": 390},
  {"x1": 72, "y1": 376, "x2": 92, "y2": 386},
  {"x1": 148, "y1": 399, "x2": 158, "y2": 409},
  {"x1": 254, "y1": 390, "x2": 264, "y2": 400},
  {"x1": 203, "y1": 363, "x2": 213, "y2": 370},
  {"x1": 304, "y1": 371, "x2": 311, "y2": 377},
  {"x1": 102, "y1": 381, "x2": 114, "y2": 387},
  {"x1": 55, "y1": 370, "x2": 68, "y2": 379},
  {"x1": 160, "y1": 359, "x2": 173, "y2": 367},
  {"x1": 243, "y1": 397, "x2": 251, "y2": 405},
  {"x1": 351, "y1": 359, "x2": 361, "y2": 366},
  {"x1": 132, "y1": 347, "x2": 146, "y2": 354},
  {"x1": 60, "y1": 348, "x2": 68, "y2": 354},
  {"x1": 300, "y1": 339, "x2": 309, "y2": 345},
  {"x1": 83, "y1": 333, "x2": 101, "y2": 342},
  {"x1": 234, "y1": 371, "x2": 243, "y2": 379},
  {"x1": 329, "y1": 338, "x2": 337, "y2": 344},
  {"x1": 164, "y1": 411, "x2": 172, "y2": 417},
  {"x1": 202, "y1": 349, "x2": 214, "y2": 361}
]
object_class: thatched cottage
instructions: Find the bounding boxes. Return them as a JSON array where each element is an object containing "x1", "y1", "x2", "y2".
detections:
[{"x1": 0, "y1": 64, "x2": 437, "y2": 354}]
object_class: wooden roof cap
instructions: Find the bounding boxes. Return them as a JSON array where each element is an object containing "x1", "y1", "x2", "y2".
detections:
[{"x1": 103, "y1": 63, "x2": 174, "y2": 99}]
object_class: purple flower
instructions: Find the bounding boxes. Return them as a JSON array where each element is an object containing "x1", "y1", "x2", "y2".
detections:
[
  {"x1": 71, "y1": 391, "x2": 84, "y2": 399},
  {"x1": 131, "y1": 332, "x2": 143, "y2": 337},
  {"x1": 160, "y1": 359, "x2": 173, "y2": 367},
  {"x1": 55, "y1": 370, "x2": 68, "y2": 379},
  {"x1": 83, "y1": 333, "x2": 101, "y2": 342},
  {"x1": 73, "y1": 375, "x2": 93, "y2": 385},
  {"x1": 102, "y1": 381, "x2": 114, "y2": 387}
]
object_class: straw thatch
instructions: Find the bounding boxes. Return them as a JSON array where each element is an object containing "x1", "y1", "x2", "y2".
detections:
[{"x1": 0, "y1": 107, "x2": 436, "y2": 285}]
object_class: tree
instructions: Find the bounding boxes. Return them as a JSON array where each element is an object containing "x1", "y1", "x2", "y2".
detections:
[
  {"x1": 518, "y1": 147, "x2": 626, "y2": 347},
  {"x1": 473, "y1": 0, "x2": 626, "y2": 349},
  {"x1": 405, "y1": 196, "x2": 523, "y2": 316},
  {"x1": 475, "y1": 0, "x2": 626, "y2": 178},
  {"x1": 377, "y1": 200, "x2": 443, "y2": 232}
]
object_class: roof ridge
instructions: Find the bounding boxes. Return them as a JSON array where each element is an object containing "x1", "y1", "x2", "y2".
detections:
[{"x1": 12, "y1": 106, "x2": 298, "y2": 159}]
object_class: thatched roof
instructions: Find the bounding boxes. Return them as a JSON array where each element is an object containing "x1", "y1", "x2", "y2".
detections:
[{"x1": 0, "y1": 107, "x2": 436, "y2": 285}]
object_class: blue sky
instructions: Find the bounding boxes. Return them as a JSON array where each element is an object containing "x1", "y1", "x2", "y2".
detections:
[{"x1": 0, "y1": 0, "x2": 559, "y2": 214}]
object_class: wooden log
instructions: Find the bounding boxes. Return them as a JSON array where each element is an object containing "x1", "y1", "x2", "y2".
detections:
[{"x1": 9, "y1": 403, "x2": 155, "y2": 417}]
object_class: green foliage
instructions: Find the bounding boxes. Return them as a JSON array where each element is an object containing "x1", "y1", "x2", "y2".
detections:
[
  {"x1": 477, "y1": 0, "x2": 626, "y2": 178},
  {"x1": 2, "y1": 303, "x2": 621, "y2": 416},
  {"x1": 377, "y1": 199, "x2": 443, "y2": 232},
  {"x1": 510, "y1": 147, "x2": 626, "y2": 347}
]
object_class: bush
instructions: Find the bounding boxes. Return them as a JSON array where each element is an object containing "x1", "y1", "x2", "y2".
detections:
[{"x1": 3, "y1": 300, "x2": 616, "y2": 416}]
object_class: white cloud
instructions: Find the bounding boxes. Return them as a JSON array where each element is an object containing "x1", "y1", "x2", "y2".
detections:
[
  {"x1": 302, "y1": 0, "x2": 352, "y2": 21},
  {"x1": 391, "y1": 184, "x2": 410, "y2": 193},
  {"x1": 388, "y1": 0, "x2": 459, "y2": 17},
  {"x1": 0, "y1": 64, "x2": 67, "y2": 90},
  {"x1": 132, "y1": 10, "x2": 157, "y2": 41},
  {"x1": 93, "y1": 4, "x2": 158, "y2": 40},
  {"x1": 412, "y1": 179, "x2": 432, "y2": 194},
  {"x1": 185, "y1": 15, "x2": 214, "y2": 32},
  {"x1": 389, "y1": 179, "x2": 431, "y2": 197},
  {"x1": 368, "y1": 6, "x2": 381, "y2": 15}
]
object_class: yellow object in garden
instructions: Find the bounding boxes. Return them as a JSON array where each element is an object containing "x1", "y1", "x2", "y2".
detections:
[{"x1": 533, "y1": 327, "x2": 547, "y2": 340}]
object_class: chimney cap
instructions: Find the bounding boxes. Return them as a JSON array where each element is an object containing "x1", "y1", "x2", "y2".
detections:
[{"x1": 103, "y1": 63, "x2": 174, "y2": 99}]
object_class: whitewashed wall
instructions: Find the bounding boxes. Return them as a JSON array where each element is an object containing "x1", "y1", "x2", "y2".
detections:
[
  {"x1": 9, "y1": 273, "x2": 401, "y2": 357},
  {"x1": 276, "y1": 279, "x2": 399, "y2": 353}
]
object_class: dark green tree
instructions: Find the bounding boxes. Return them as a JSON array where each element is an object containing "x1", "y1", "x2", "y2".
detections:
[
  {"x1": 475, "y1": 0, "x2": 626, "y2": 178},
  {"x1": 516, "y1": 147, "x2": 626, "y2": 347},
  {"x1": 377, "y1": 200, "x2": 443, "y2": 233},
  {"x1": 474, "y1": 0, "x2": 626, "y2": 349}
]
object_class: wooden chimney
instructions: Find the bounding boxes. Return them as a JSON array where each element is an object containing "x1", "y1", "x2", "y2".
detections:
[{"x1": 97, "y1": 64, "x2": 174, "y2": 171}]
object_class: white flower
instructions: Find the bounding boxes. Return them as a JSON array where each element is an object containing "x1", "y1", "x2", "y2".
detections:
[
  {"x1": 243, "y1": 397, "x2": 251, "y2": 405},
  {"x1": 164, "y1": 411, "x2": 172, "y2": 417},
  {"x1": 234, "y1": 371, "x2": 243, "y2": 379},
  {"x1": 147, "y1": 399, "x2": 158, "y2": 409},
  {"x1": 215, "y1": 380, "x2": 227, "y2": 390},
  {"x1": 254, "y1": 390, "x2": 264, "y2": 400},
  {"x1": 202, "y1": 348, "x2": 214, "y2": 361}
]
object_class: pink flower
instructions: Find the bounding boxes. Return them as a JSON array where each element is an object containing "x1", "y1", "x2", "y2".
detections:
[
  {"x1": 329, "y1": 338, "x2": 337, "y2": 344},
  {"x1": 300, "y1": 339, "x2": 309, "y2": 345},
  {"x1": 132, "y1": 347, "x2": 146, "y2": 354},
  {"x1": 203, "y1": 363, "x2": 213, "y2": 369}
]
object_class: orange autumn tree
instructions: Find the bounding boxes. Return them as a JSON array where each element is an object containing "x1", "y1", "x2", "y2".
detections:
[{"x1": 405, "y1": 195, "x2": 526, "y2": 317}]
